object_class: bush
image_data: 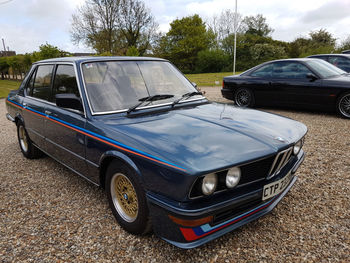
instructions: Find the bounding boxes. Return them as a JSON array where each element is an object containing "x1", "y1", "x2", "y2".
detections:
[{"x1": 195, "y1": 49, "x2": 230, "y2": 73}]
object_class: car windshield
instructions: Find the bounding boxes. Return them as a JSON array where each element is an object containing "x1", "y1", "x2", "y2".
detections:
[
  {"x1": 81, "y1": 60, "x2": 201, "y2": 113},
  {"x1": 305, "y1": 59, "x2": 346, "y2": 78}
]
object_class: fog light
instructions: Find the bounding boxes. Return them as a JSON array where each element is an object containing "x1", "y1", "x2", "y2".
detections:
[
  {"x1": 226, "y1": 167, "x2": 241, "y2": 188},
  {"x1": 202, "y1": 173, "x2": 217, "y2": 195},
  {"x1": 293, "y1": 140, "x2": 302, "y2": 155}
]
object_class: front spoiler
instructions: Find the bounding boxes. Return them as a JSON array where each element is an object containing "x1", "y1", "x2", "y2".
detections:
[{"x1": 147, "y1": 152, "x2": 304, "y2": 249}]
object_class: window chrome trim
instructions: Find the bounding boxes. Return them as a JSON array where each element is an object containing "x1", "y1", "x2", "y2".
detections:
[
  {"x1": 25, "y1": 62, "x2": 87, "y2": 118},
  {"x1": 79, "y1": 60, "x2": 207, "y2": 116}
]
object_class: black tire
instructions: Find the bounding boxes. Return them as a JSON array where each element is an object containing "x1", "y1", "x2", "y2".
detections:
[
  {"x1": 234, "y1": 88, "x2": 255, "y2": 107},
  {"x1": 337, "y1": 92, "x2": 350, "y2": 119},
  {"x1": 105, "y1": 160, "x2": 151, "y2": 235},
  {"x1": 17, "y1": 121, "x2": 43, "y2": 159}
]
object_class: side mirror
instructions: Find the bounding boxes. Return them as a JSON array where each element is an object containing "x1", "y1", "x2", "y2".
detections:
[
  {"x1": 306, "y1": 73, "x2": 318, "y2": 81},
  {"x1": 55, "y1": 93, "x2": 83, "y2": 112}
]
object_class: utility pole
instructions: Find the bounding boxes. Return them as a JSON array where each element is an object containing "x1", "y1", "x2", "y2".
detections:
[
  {"x1": 2, "y1": 38, "x2": 6, "y2": 52},
  {"x1": 233, "y1": 0, "x2": 237, "y2": 75}
]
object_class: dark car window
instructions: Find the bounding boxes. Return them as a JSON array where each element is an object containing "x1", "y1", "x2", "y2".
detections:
[
  {"x1": 328, "y1": 56, "x2": 350, "y2": 72},
  {"x1": 32, "y1": 65, "x2": 54, "y2": 101},
  {"x1": 26, "y1": 68, "x2": 37, "y2": 96},
  {"x1": 52, "y1": 65, "x2": 80, "y2": 102},
  {"x1": 250, "y1": 64, "x2": 273, "y2": 78},
  {"x1": 272, "y1": 62, "x2": 312, "y2": 79}
]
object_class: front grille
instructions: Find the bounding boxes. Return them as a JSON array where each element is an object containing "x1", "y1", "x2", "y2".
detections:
[
  {"x1": 267, "y1": 147, "x2": 293, "y2": 179},
  {"x1": 238, "y1": 156, "x2": 275, "y2": 185}
]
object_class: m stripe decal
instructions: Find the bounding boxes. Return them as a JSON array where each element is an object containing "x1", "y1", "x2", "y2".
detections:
[{"x1": 7, "y1": 98, "x2": 186, "y2": 172}]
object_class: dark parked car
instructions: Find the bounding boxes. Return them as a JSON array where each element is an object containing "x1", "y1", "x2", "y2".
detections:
[
  {"x1": 342, "y1": 50, "x2": 350, "y2": 54},
  {"x1": 308, "y1": 54, "x2": 350, "y2": 72},
  {"x1": 6, "y1": 57, "x2": 307, "y2": 248},
  {"x1": 222, "y1": 58, "x2": 350, "y2": 118}
]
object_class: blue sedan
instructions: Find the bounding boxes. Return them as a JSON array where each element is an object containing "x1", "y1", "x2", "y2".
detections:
[{"x1": 6, "y1": 56, "x2": 307, "y2": 248}]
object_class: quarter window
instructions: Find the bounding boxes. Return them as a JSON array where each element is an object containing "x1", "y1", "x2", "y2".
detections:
[
  {"x1": 52, "y1": 65, "x2": 80, "y2": 102},
  {"x1": 32, "y1": 65, "x2": 54, "y2": 101}
]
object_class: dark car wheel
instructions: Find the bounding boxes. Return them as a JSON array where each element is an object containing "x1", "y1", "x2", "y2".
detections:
[
  {"x1": 234, "y1": 88, "x2": 255, "y2": 107},
  {"x1": 106, "y1": 160, "x2": 151, "y2": 235},
  {"x1": 17, "y1": 121, "x2": 43, "y2": 159},
  {"x1": 337, "y1": 93, "x2": 350, "y2": 118}
]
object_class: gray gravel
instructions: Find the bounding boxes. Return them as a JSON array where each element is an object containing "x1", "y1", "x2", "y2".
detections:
[{"x1": 1, "y1": 88, "x2": 349, "y2": 262}]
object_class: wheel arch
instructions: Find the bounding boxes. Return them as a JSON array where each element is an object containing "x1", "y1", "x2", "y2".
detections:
[{"x1": 99, "y1": 150, "x2": 142, "y2": 189}]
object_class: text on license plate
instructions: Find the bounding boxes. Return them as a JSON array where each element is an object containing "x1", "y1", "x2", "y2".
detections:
[{"x1": 262, "y1": 172, "x2": 293, "y2": 201}]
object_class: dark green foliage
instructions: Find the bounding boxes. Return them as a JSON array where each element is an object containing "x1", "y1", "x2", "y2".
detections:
[
  {"x1": 155, "y1": 15, "x2": 215, "y2": 73},
  {"x1": 195, "y1": 49, "x2": 230, "y2": 73}
]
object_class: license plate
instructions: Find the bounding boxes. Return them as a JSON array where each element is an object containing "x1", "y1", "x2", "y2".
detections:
[{"x1": 262, "y1": 172, "x2": 293, "y2": 201}]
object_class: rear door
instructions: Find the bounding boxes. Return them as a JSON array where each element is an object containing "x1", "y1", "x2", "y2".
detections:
[
  {"x1": 44, "y1": 64, "x2": 88, "y2": 175},
  {"x1": 23, "y1": 64, "x2": 54, "y2": 149}
]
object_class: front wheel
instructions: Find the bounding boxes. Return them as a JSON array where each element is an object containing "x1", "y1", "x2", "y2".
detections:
[
  {"x1": 234, "y1": 88, "x2": 255, "y2": 107},
  {"x1": 106, "y1": 161, "x2": 151, "y2": 235},
  {"x1": 337, "y1": 93, "x2": 350, "y2": 118}
]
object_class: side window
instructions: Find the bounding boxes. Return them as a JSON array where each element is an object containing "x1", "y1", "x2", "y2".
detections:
[
  {"x1": 272, "y1": 62, "x2": 312, "y2": 79},
  {"x1": 250, "y1": 64, "x2": 273, "y2": 78},
  {"x1": 32, "y1": 65, "x2": 54, "y2": 101},
  {"x1": 328, "y1": 56, "x2": 349, "y2": 71},
  {"x1": 52, "y1": 65, "x2": 80, "y2": 102},
  {"x1": 26, "y1": 68, "x2": 37, "y2": 96}
]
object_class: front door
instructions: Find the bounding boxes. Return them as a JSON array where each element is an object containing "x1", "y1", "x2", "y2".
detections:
[{"x1": 44, "y1": 64, "x2": 88, "y2": 175}]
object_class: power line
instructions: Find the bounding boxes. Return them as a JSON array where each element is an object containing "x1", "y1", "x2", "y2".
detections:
[{"x1": 0, "y1": 0, "x2": 14, "y2": 5}]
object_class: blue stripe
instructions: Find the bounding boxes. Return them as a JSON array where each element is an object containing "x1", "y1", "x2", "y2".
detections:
[{"x1": 7, "y1": 98, "x2": 186, "y2": 171}]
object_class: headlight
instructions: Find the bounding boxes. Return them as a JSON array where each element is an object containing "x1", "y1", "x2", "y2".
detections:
[
  {"x1": 293, "y1": 140, "x2": 302, "y2": 155},
  {"x1": 226, "y1": 167, "x2": 241, "y2": 188},
  {"x1": 202, "y1": 173, "x2": 217, "y2": 195}
]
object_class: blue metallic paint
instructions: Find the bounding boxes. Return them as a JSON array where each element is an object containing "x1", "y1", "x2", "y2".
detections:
[{"x1": 5, "y1": 57, "x2": 308, "y2": 248}]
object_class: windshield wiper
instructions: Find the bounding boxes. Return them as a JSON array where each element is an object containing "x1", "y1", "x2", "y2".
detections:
[
  {"x1": 171, "y1": 91, "x2": 203, "y2": 107},
  {"x1": 127, "y1": 94, "x2": 174, "y2": 114}
]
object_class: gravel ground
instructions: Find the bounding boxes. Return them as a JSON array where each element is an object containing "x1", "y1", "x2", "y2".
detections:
[{"x1": 1, "y1": 88, "x2": 349, "y2": 262}]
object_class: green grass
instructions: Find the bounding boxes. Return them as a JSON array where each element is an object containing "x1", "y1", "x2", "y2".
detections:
[
  {"x1": 0, "y1": 80, "x2": 21, "y2": 98},
  {"x1": 185, "y1": 72, "x2": 241, "y2": 87}
]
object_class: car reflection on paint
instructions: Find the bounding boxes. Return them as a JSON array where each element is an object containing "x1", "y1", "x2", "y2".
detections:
[{"x1": 6, "y1": 56, "x2": 307, "y2": 248}]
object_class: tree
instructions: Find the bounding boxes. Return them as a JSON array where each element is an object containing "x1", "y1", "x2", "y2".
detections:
[
  {"x1": 309, "y1": 29, "x2": 336, "y2": 47},
  {"x1": 0, "y1": 57, "x2": 9, "y2": 80},
  {"x1": 250, "y1": 43, "x2": 287, "y2": 64},
  {"x1": 157, "y1": 15, "x2": 215, "y2": 73},
  {"x1": 71, "y1": 0, "x2": 157, "y2": 55},
  {"x1": 207, "y1": 9, "x2": 242, "y2": 48},
  {"x1": 195, "y1": 49, "x2": 229, "y2": 73},
  {"x1": 338, "y1": 35, "x2": 350, "y2": 52},
  {"x1": 241, "y1": 14, "x2": 273, "y2": 37}
]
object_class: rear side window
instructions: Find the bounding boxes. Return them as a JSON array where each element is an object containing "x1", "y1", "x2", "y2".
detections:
[
  {"x1": 32, "y1": 65, "x2": 54, "y2": 101},
  {"x1": 250, "y1": 64, "x2": 273, "y2": 78},
  {"x1": 52, "y1": 65, "x2": 80, "y2": 102},
  {"x1": 328, "y1": 56, "x2": 350, "y2": 71}
]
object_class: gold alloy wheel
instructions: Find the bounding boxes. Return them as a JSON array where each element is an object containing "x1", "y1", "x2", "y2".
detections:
[
  {"x1": 111, "y1": 173, "x2": 139, "y2": 222},
  {"x1": 18, "y1": 126, "x2": 28, "y2": 152}
]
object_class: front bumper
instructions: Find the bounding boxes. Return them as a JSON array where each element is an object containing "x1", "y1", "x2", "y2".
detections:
[{"x1": 147, "y1": 151, "x2": 305, "y2": 249}]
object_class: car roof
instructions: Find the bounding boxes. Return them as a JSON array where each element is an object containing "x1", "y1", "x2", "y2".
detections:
[
  {"x1": 308, "y1": 54, "x2": 350, "y2": 58},
  {"x1": 263, "y1": 58, "x2": 321, "y2": 64},
  {"x1": 34, "y1": 56, "x2": 168, "y2": 64}
]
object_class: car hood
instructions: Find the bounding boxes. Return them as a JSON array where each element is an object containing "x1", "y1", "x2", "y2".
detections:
[{"x1": 98, "y1": 103, "x2": 307, "y2": 174}]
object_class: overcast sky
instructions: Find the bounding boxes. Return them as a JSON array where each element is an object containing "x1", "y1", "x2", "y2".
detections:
[{"x1": 1, "y1": 0, "x2": 350, "y2": 54}]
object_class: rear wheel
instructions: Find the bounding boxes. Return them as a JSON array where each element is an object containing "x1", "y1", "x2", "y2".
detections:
[
  {"x1": 234, "y1": 88, "x2": 255, "y2": 107},
  {"x1": 17, "y1": 121, "x2": 43, "y2": 159},
  {"x1": 337, "y1": 93, "x2": 350, "y2": 118},
  {"x1": 106, "y1": 161, "x2": 151, "y2": 234}
]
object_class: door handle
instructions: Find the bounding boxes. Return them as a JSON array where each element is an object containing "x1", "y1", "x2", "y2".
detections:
[{"x1": 45, "y1": 110, "x2": 51, "y2": 115}]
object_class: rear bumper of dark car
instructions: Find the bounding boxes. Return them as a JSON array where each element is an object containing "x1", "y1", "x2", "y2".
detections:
[
  {"x1": 221, "y1": 87, "x2": 234, "y2": 100},
  {"x1": 147, "y1": 151, "x2": 305, "y2": 249}
]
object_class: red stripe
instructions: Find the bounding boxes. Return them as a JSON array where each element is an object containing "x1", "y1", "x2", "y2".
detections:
[
  {"x1": 7, "y1": 99, "x2": 186, "y2": 171},
  {"x1": 180, "y1": 200, "x2": 273, "y2": 241}
]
